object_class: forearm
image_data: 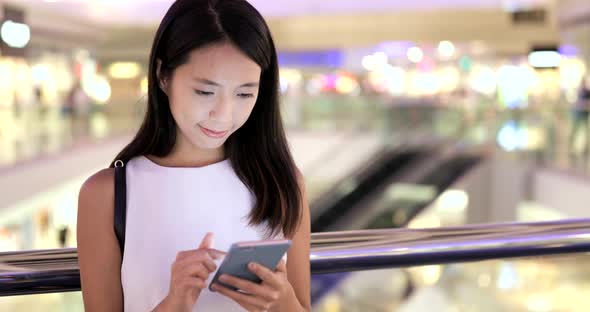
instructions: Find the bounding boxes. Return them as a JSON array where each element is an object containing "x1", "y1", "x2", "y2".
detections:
[{"x1": 272, "y1": 291, "x2": 310, "y2": 312}]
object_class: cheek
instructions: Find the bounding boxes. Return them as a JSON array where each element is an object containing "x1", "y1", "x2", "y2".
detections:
[
  {"x1": 169, "y1": 93, "x2": 209, "y2": 125},
  {"x1": 232, "y1": 101, "x2": 256, "y2": 128}
]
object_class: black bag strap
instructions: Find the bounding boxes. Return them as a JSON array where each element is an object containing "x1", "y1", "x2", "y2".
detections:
[{"x1": 114, "y1": 160, "x2": 127, "y2": 256}]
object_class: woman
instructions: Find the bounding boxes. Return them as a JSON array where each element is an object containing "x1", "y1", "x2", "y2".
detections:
[{"x1": 77, "y1": 0, "x2": 311, "y2": 311}]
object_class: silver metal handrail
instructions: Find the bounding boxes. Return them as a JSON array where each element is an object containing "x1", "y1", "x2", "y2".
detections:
[{"x1": 2, "y1": 218, "x2": 590, "y2": 296}]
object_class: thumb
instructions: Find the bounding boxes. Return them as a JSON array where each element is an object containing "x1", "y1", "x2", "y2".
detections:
[{"x1": 199, "y1": 232, "x2": 214, "y2": 249}]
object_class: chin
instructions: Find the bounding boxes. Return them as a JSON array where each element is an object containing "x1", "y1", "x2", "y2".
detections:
[{"x1": 191, "y1": 137, "x2": 227, "y2": 150}]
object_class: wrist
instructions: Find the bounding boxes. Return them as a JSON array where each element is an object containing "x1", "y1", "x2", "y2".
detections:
[
  {"x1": 153, "y1": 296, "x2": 183, "y2": 312},
  {"x1": 280, "y1": 287, "x2": 306, "y2": 312}
]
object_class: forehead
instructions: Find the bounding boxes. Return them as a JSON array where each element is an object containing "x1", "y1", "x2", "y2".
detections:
[{"x1": 178, "y1": 42, "x2": 262, "y2": 82}]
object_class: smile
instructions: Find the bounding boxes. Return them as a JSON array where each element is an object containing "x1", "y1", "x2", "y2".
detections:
[{"x1": 199, "y1": 125, "x2": 229, "y2": 138}]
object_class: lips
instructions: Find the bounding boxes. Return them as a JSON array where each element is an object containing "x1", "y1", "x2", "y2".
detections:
[{"x1": 199, "y1": 125, "x2": 229, "y2": 138}]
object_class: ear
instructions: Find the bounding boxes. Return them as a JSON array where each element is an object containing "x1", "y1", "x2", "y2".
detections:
[{"x1": 156, "y1": 59, "x2": 169, "y2": 94}]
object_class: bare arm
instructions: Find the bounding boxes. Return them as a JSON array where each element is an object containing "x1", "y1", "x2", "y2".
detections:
[
  {"x1": 193, "y1": 169, "x2": 311, "y2": 311},
  {"x1": 282, "y1": 170, "x2": 312, "y2": 311},
  {"x1": 77, "y1": 168, "x2": 124, "y2": 311}
]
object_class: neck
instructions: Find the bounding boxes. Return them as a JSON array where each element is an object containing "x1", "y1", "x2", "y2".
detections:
[{"x1": 149, "y1": 133, "x2": 226, "y2": 168}]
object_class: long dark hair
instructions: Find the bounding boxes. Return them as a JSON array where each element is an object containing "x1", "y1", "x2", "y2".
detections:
[{"x1": 110, "y1": 0, "x2": 302, "y2": 238}]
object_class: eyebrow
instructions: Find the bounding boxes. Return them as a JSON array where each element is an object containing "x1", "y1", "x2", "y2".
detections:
[{"x1": 194, "y1": 78, "x2": 259, "y2": 88}]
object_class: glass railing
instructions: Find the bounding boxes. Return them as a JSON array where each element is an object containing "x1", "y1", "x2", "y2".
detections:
[
  {"x1": 0, "y1": 94, "x2": 473, "y2": 169},
  {"x1": 297, "y1": 96, "x2": 470, "y2": 203},
  {"x1": 0, "y1": 98, "x2": 568, "y2": 258},
  {"x1": 1, "y1": 97, "x2": 444, "y2": 259},
  {"x1": 1, "y1": 93, "x2": 580, "y2": 176},
  {"x1": 0, "y1": 106, "x2": 142, "y2": 169},
  {"x1": 297, "y1": 94, "x2": 590, "y2": 178}
]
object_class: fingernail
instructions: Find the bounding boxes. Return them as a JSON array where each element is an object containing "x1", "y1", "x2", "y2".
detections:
[
  {"x1": 249, "y1": 262, "x2": 256, "y2": 269},
  {"x1": 219, "y1": 275, "x2": 228, "y2": 281}
]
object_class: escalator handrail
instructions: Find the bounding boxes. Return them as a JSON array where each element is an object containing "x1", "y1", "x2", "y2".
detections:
[{"x1": 1, "y1": 218, "x2": 590, "y2": 296}]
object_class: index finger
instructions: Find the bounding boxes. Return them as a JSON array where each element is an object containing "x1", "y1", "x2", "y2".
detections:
[
  {"x1": 206, "y1": 248, "x2": 227, "y2": 260},
  {"x1": 176, "y1": 248, "x2": 224, "y2": 263},
  {"x1": 199, "y1": 232, "x2": 214, "y2": 249}
]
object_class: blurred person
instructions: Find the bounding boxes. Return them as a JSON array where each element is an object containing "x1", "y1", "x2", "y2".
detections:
[
  {"x1": 64, "y1": 80, "x2": 92, "y2": 137},
  {"x1": 12, "y1": 91, "x2": 21, "y2": 118},
  {"x1": 62, "y1": 81, "x2": 77, "y2": 133},
  {"x1": 58, "y1": 226, "x2": 69, "y2": 248},
  {"x1": 34, "y1": 85, "x2": 48, "y2": 116},
  {"x1": 569, "y1": 77, "x2": 590, "y2": 157},
  {"x1": 33, "y1": 85, "x2": 51, "y2": 151},
  {"x1": 34, "y1": 86, "x2": 42, "y2": 108},
  {"x1": 63, "y1": 80, "x2": 79, "y2": 116},
  {"x1": 77, "y1": 1, "x2": 311, "y2": 312},
  {"x1": 37, "y1": 208, "x2": 50, "y2": 234}
]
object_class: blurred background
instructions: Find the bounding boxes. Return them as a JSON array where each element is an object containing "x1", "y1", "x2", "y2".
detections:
[{"x1": 1, "y1": 0, "x2": 590, "y2": 311}]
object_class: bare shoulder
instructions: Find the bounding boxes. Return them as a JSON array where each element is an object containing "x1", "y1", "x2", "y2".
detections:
[
  {"x1": 78, "y1": 168, "x2": 115, "y2": 225},
  {"x1": 81, "y1": 168, "x2": 114, "y2": 197},
  {"x1": 77, "y1": 168, "x2": 124, "y2": 310}
]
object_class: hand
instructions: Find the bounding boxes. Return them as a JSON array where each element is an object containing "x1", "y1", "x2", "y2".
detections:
[
  {"x1": 210, "y1": 259, "x2": 292, "y2": 312},
  {"x1": 163, "y1": 232, "x2": 226, "y2": 311}
]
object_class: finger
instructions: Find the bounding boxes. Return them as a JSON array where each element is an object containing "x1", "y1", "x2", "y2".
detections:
[
  {"x1": 211, "y1": 283, "x2": 270, "y2": 311},
  {"x1": 248, "y1": 262, "x2": 280, "y2": 287},
  {"x1": 177, "y1": 247, "x2": 225, "y2": 260},
  {"x1": 175, "y1": 262, "x2": 208, "y2": 280},
  {"x1": 179, "y1": 263, "x2": 211, "y2": 280},
  {"x1": 180, "y1": 276, "x2": 207, "y2": 290},
  {"x1": 238, "y1": 302, "x2": 265, "y2": 312},
  {"x1": 199, "y1": 232, "x2": 214, "y2": 249},
  {"x1": 275, "y1": 259, "x2": 287, "y2": 273},
  {"x1": 218, "y1": 274, "x2": 279, "y2": 302},
  {"x1": 202, "y1": 258, "x2": 218, "y2": 272},
  {"x1": 176, "y1": 252, "x2": 217, "y2": 272},
  {"x1": 178, "y1": 247, "x2": 225, "y2": 261},
  {"x1": 176, "y1": 248, "x2": 215, "y2": 262},
  {"x1": 206, "y1": 248, "x2": 227, "y2": 260}
]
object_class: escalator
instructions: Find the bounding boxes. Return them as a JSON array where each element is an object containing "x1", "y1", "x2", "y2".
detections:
[
  {"x1": 367, "y1": 154, "x2": 480, "y2": 230},
  {"x1": 309, "y1": 144, "x2": 483, "y2": 305},
  {"x1": 310, "y1": 144, "x2": 433, "y2": 232}
]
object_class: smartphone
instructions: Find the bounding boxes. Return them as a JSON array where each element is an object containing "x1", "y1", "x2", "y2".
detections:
[{"x1": 209, "y1": 239, "x2": 292, "y2": 292}]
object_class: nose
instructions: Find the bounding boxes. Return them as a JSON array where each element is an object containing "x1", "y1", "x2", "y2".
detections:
[{"x1": 208, "y1": 96, "x2": 232, "y2": 123}]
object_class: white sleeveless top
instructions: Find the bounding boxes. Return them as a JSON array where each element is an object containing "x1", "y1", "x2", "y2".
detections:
[{"x1": 121, "y1": 156, "x2": 276, "y2": 311}]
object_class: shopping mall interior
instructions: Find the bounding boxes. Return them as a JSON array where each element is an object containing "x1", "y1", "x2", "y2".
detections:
[{"x1": 1, "y1": 0, "x2": 590, "y2": 311}]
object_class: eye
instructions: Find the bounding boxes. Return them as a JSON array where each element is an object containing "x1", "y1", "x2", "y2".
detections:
[
  {"x1": 195, "y1": 90, "x2": 214, "y2": 96},
  {"x1": 237, "y1": 93, "x2": 254, "y2": 98}
]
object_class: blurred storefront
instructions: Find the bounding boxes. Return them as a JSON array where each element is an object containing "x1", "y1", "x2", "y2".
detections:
[{"x1": 0, "y1": 4, "x2": 109, "y2": 112}]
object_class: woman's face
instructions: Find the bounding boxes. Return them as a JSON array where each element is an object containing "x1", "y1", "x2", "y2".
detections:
[{"x1": 160, "y1": 41, "x2": 261, "y2": 152}]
